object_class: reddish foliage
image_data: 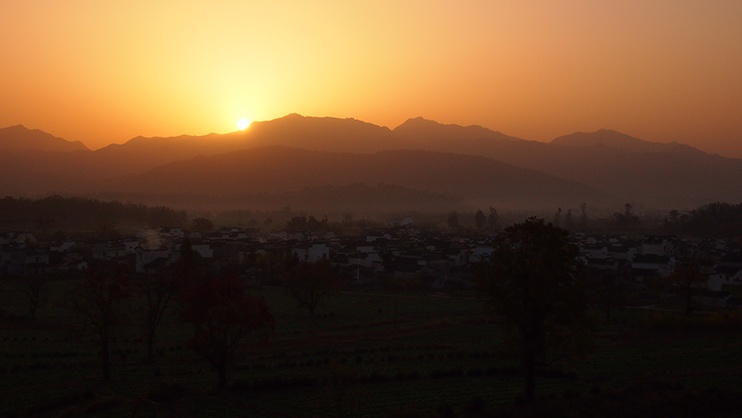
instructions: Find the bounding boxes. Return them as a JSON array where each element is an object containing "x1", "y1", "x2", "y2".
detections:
[{"x1": 180, "y1": 273, "x2": 274, "y2": 388}]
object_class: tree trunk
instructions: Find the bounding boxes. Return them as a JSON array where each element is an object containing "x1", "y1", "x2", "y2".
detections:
[
  {"x1": 685, "y1": 288, "x2": 694, "y2": 316},
  {"x1": 101, "y1": 333, "x2": 111, "y2": 382},
  {"x1": 217, "y1": 365, "x2": 228, "y2": 389},
  {"x1": 522, "y1": 314, "x2": 544, "y2": 403},
  {"x1": 147, "y1": 332, "x2": 155, "y2": 359},
  {"x1": 524, "y1": 354, "x2": 536, "y2": 403}
]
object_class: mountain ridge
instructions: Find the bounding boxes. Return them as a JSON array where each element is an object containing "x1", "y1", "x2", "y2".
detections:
[
  {"x1": 1, "y1": 114, "x2": 740, "y2": 211},
  {"x1": 0, "y1": 125, "x2": 89, "y2": 153}
]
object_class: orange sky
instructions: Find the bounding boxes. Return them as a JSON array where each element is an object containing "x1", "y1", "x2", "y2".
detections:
[{"x1": 2, "y1": 1, "x2": 742, "y2": 157}]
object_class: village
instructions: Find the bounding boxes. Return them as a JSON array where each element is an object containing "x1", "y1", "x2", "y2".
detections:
[{"x1": 3, "y1": 220, "x2": 741, "y2": 310}]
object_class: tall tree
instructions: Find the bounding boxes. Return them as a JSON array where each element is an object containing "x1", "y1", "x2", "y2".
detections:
[
  {"x1": 553, "y1": 207, "x2": 562, "y2": 227},
  {"x1": 447, "y1": 211, "x2": 460, "y2": 230},
  {"x1": 669, "y1": 247, "x2": 712, "y2": 316},
  {"x1": 70, "y1": 261, "x2": 130, "y2": 382},
  {"x1": 487, "y1": 207, "x2": 499, "y2": 232},
  {"x1": 180, "y1": 273, "x2": 274, "y2": 389},
  {"x1": 474, "y1": 209, "x2": 487, "y2": 231},
  {"x1": 477, "y1": 218, "x2": 587, "y2": 403},
  {"x1": 137, "y1": 268, "x2": 178, "y2": 359},
  {"x1": 285, "y1": 259, "x2": 340, "y2": 319},
  {"x1": 191, "y1": 217, "x2": 214, "y2": 235},
  {"x1": 15, "y1": 274, "x2": 48, "y2": 319},
  {"x1": 579, "y1": 203, "x2": 589, "y2": 231}
]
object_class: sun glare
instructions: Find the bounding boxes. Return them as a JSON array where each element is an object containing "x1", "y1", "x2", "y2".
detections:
[{"x1": 237, "y1": 118, "x2": 251, "y2": 130}]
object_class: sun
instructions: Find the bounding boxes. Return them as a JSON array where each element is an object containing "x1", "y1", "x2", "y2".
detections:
[{"x1": 237, "y1": 118, "x2": 251, "y2": 130}]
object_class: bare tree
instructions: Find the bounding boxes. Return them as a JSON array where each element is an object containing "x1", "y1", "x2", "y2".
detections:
[
  {"x1": 69, "y1": 261, "x2": 130, "y2": 382},
  {"x1": 285, "y1": 259, "x2": 340, "y2": 319},
  {"x1": 474, "y1": 209, "x2": 487, "y2": 231},
  {"x1": 17, "y1": 274, "x2": 49, "y2": 319},
  {"x1": 137, "y1": 270, "x2": 177, "y2": 359},
  {"x1": 180, "y1": 273, "x2": 274, "y2": 389}
]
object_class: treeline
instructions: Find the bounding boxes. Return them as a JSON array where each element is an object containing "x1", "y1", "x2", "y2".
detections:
[
  {"x1": 0, "y1": 195, "x2": 187, "y2": 236},
  {"x1": 662, "y1": 202, "x2": 742, "y2": 237}
]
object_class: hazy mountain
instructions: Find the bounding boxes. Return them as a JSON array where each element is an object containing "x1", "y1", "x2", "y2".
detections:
[
  {"x1": 393, "y1": 117, "x2": 523, "y2": 144},
  {"x1": 113, "y1": 146, "x2": 608, "y2": 211},
  {"x1": 0, "y1": 125, "x2": 89, "y2": 153},
  {"x1": 3, "y1": 115, "x2": 741, "y2": 211},
  {"x1": 540, "y1": 130, "x2": 742, "y2": 207},
  {"x1": 92, "y1": 114, "x2": 396, "y2": 174},
  {"x1": 551, "y1": 129, "x2": 702, "y2": 155}
]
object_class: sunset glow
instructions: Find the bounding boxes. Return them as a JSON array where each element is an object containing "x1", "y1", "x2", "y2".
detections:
[
  {"x1": 2, "y1": 1, "x2": 742, "y2": 156},
  {"x1": 237, "y1": 118, "x2": 250, "y2": 130}
]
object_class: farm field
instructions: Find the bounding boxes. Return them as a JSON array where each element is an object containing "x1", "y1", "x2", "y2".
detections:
[{"x1": 1, "y1": 278, "x2": 742, "y2": 417}]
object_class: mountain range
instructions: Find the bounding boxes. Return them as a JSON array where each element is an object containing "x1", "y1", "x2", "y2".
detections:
[{"x1": 1, "y1": 115, "x2": 740, "y2": 214}]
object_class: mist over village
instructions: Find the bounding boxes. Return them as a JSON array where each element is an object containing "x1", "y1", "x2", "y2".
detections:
[{"x1": 3, "y1": 1, "x2": 742, "y2": 417}]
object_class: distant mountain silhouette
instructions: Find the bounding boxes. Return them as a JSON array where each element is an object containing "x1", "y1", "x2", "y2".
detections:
[
  {"x1": 113, "y1": 146, "x2": 608, "y2": 211},
  {"x1": 92, "y1": 114, "x2": 397, "y2": 173},
  {"x1": 0, "y1": 125, "x2": 89, "y2": 153},
  {"x1": 551, "y1": 129, "x2": 703, "y2": 155},
  {"x1": 2, "y1": 115, "x2": 741, "y2": 211},
  {"x1": 393, "y1": 117, "x2": 522, "y2": 144}
]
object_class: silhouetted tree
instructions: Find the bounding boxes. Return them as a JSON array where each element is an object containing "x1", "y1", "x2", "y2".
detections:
[
  {"x1": 447, "y1": 211, "x2": 460, "y2": 230},
  {"x1": 35, "y1": 214, "x2": 55, "y2": 240},
  {"x1": 253, "y1": 249, "x2": 298, "y2": 285},
  {"x1": 614, "y1": 203, "x2": 640, "y2": 229},
  {"x1": 487, "y1": 207, "x2": 499, "y2": 232},
  {"x1": 285, "y1": 259, "x2": 340, "y2": 319},
  {"x1": 565, "y1": 209, "x2": 575, "y2": 230},
  {"x1": 477, "y1": 218, "x2": 587, "y2": 403},
  {"x1": 586, "y1": 269, "x2": 628, "y2": 322},
  {"x1": 180, "y1": 273, "x2": 274, "y2": 389},
  {"x1": 342, "y1": 212, "x2": 354, "y2": 225},
  {"x1": 474, "y1": 209, "x2": 487, "y2": 231},
  {"x1": 553, "y1": 207, "x2": 562, "y2": 227},
  {"x1": 579, "y1": 203, "x2": 589, "y2": 231},
  {"x1": 137, "y1": 269, "x2": 178, "y2": 358},
  {"x1": 70, "y1": 261, "x2": 130, "y2": 382},
  {"x1": 15, "y1": 274, "x2": 48, "y2": 319},
  {"x1": 668, "y1": 248, "x2": 712, "y2": 316},
  {"x1": 191, "y1": 217, "x2": 214, "y2": 235}
]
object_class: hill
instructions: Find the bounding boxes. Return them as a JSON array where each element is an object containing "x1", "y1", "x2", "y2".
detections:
[
  {"x1": 113, "y1": 146, "x2": 608, "y2": 211},
  {"x1": 0, "y1": 125, "x2": 89, "y2": 153},
  {"x1": 2, "y1": 115, "x2": 741, "y2": 211}
]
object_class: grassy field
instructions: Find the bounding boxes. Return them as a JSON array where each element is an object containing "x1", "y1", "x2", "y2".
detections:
[{"x1": 1, "y1": 277, "x2": 742, "y2": 417}]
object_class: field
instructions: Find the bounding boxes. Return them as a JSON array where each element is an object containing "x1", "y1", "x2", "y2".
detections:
[{"x1": 2, "y1": 277, "x2": 742, "y2": 417}]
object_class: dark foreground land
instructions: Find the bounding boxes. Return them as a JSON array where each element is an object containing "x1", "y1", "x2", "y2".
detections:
[{"x1": 1, "y1": 279, "x2": 742, "y2": 417}]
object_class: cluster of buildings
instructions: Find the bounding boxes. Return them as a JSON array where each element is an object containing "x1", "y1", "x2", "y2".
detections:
[{"x1": 2, "y1": 225, "x2": 741, "y2": 307}]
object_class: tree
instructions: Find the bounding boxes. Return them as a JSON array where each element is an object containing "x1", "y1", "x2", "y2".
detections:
[
  {"x1": 579, "y1": 203, "x2": 589, "y2": 231},
  {"x1": 487, "y1": 207, "x2": 499, "y2": 232},
  {"x1": 191, "y1": 217, "x2": 214, "y2": 235},
  {"x1": 70, "y1": 261, "x2": 130, "y2": 382},
  {"x1": 565, "y1": 209, "x2": 574, "y2": 231},
  {"x1": 668, "y1": 247, "x2": 712, "y2": 316},
  {"x1": 137, "y1": 269, "x2": 178, "y2": 358},
  {"x1": 180, "y1": 273, "x2": 274, "y2": 389},
  {"x1": 447, "y1": 211, "x2": 460, "y2": 230},
  {"x1": 285, "y1": 259, "x2": 340, "y2": 319},
  {"x1": 474, "y1": 209, "x2": 487, "y2": 231},
  {"x1": 586, "y1": 268, "x2": 628, "y2": 322},
  {"x1": 553, "y1": 207, "x2": 562, "y2": 227},
  {"x1": 477, "y1": 218, "x2": 587, "y2": 403},
  {"x1": 614, "y1": 203, "x2": 639, "y2": 229},
  {"x1": 15, "y1": 274, "x2": 49, "y2": 319}
]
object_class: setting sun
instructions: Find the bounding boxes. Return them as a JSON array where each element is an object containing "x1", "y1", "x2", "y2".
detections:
[{"x1": 237, "y1": 118, "x2": 251, "y2": 130}]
